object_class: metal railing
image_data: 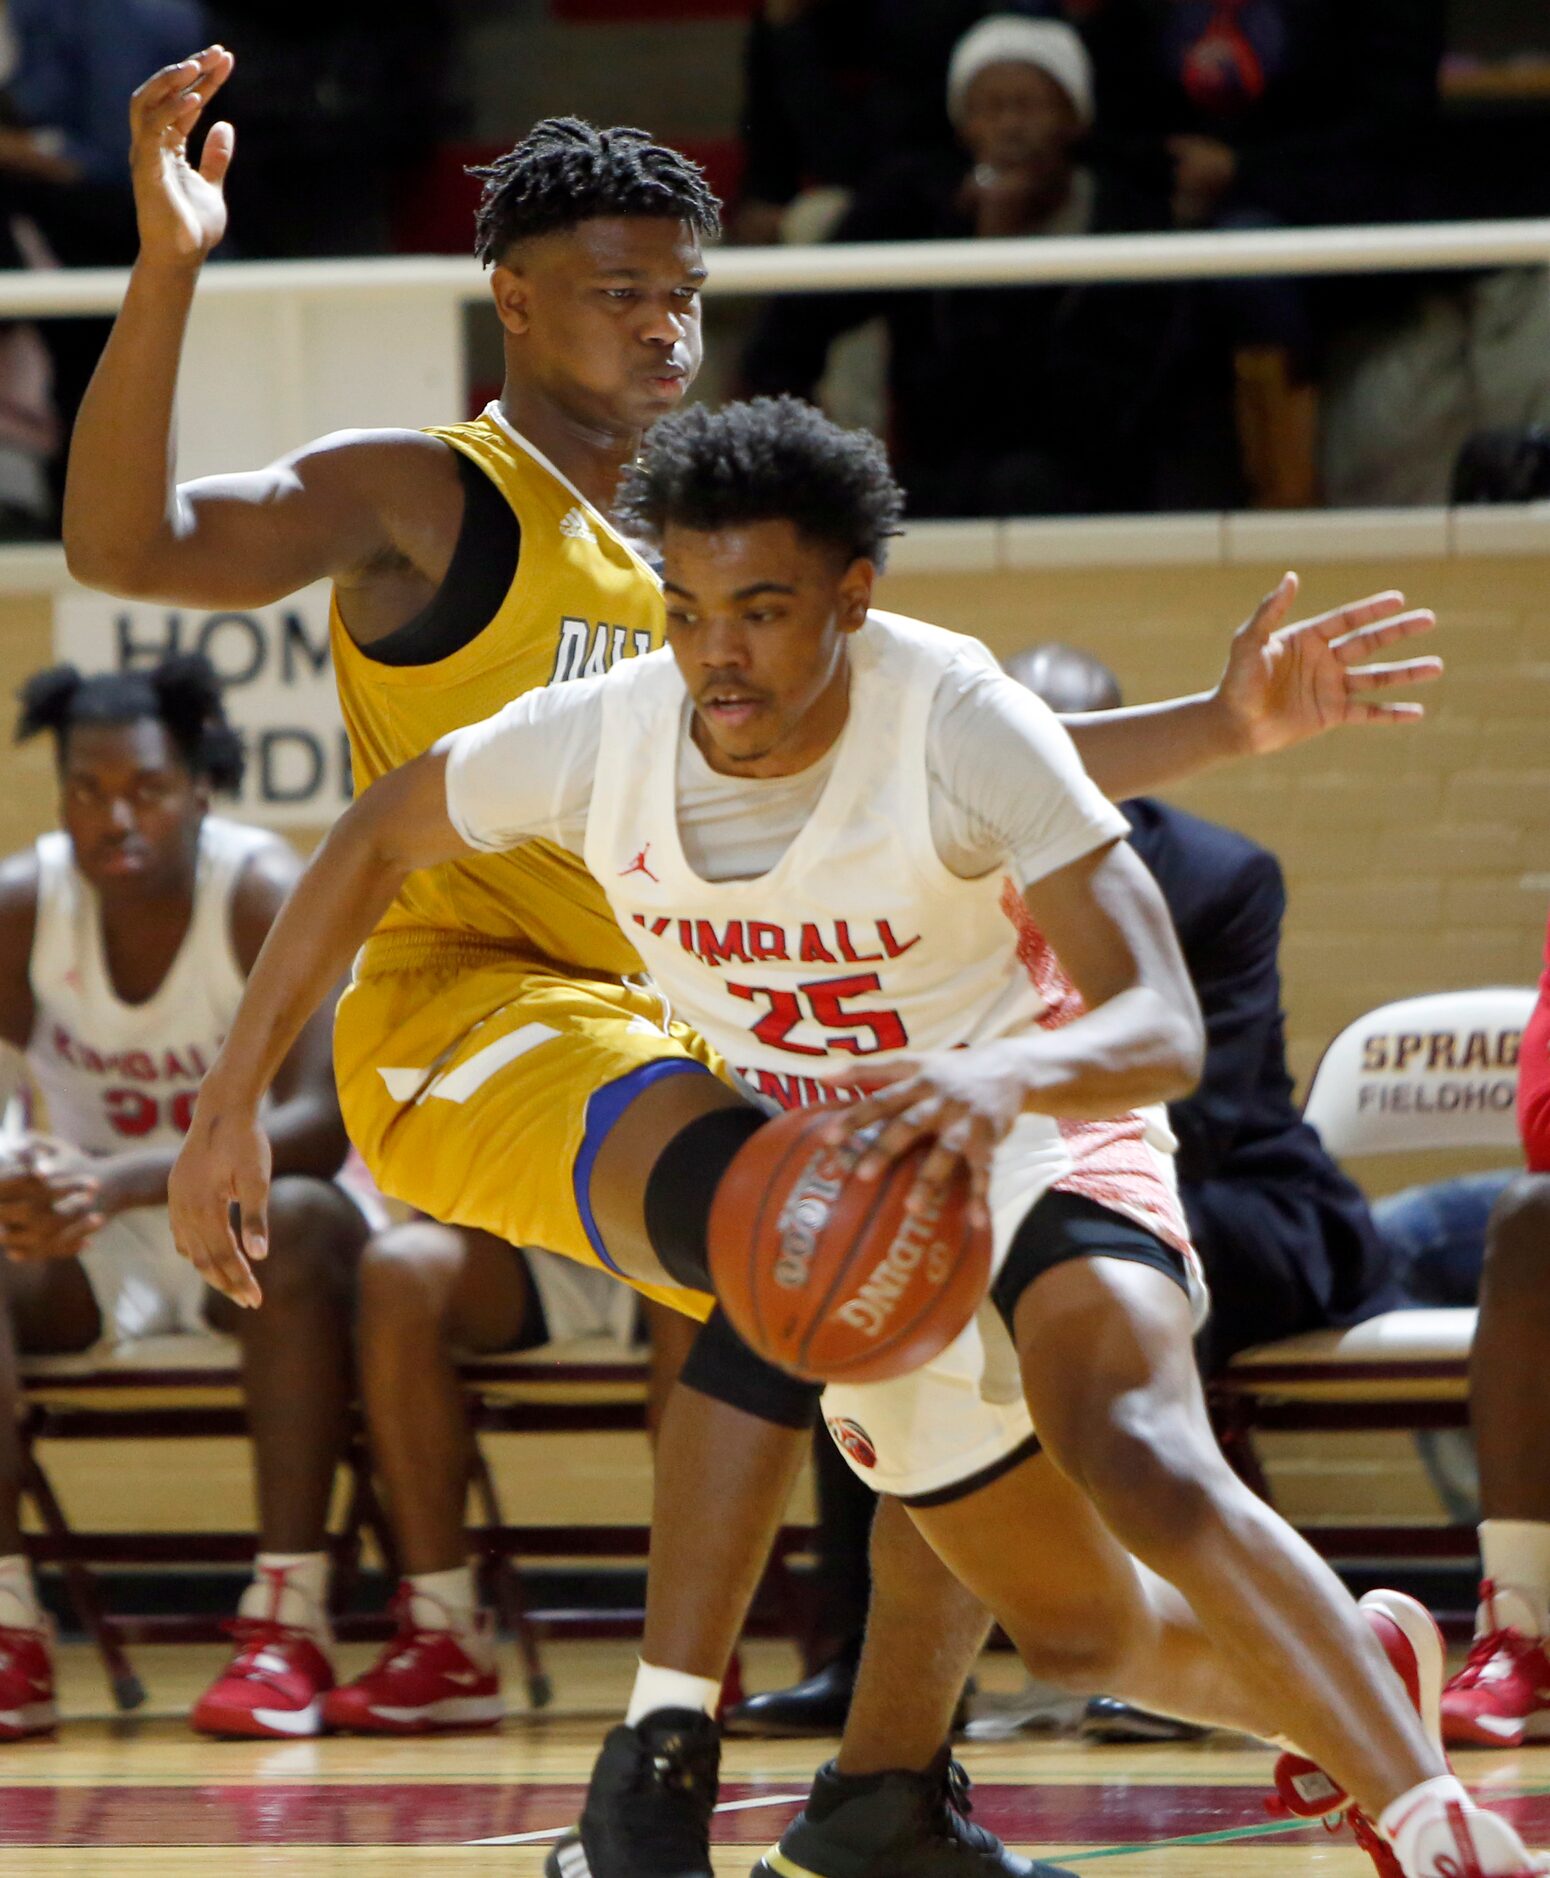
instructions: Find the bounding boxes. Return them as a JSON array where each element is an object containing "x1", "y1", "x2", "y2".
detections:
[{"x1": 0, "y1": 215, "x2": 1547, "y2": 315}]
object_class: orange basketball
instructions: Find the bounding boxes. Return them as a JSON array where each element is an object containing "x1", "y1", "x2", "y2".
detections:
[{"x1": 707, "y1": 1106, "x2": 992, "y2": 1385}]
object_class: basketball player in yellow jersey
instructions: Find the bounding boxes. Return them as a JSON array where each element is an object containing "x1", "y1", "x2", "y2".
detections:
[{"x1": 68, "y1": 47, "x2": 1443, "y2": 1878}]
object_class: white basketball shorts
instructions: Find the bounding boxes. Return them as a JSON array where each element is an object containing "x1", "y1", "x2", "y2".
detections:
[{"x1": 819, "y1": 1113, "x2": 1207, "y2": 1502}]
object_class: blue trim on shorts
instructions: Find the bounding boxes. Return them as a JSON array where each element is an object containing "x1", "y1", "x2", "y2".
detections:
[{"x1": 574, "y1": 1058, "x2": 716, "y2": 1275}]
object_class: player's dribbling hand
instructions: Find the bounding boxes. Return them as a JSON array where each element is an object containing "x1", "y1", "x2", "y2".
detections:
[
  {"x1": 1215, "y1": 571, "x2": 1443, "y2": 756},
  {"x1": 819, "y1": 1047, "x2": 1027, "y2": 1228},
  {"x1": 128, "y1": 45, "x2": 236, "y2": 267},
  {"x1": 168, "y1": 1104, "x2": 270, "y2": 1309}
]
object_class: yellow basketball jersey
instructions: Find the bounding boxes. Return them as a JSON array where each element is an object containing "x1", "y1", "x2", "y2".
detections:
[{"x1": 330, "y1": 405, "x2": 662, "y2": 976}]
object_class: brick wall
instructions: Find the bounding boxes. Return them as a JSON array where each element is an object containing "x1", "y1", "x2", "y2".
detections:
[
  {"x1": 1, "y1": 589, "x2": 65, "y2": 863},
  {"x1": 879, "y1": 549, "x2": 1546, "y2": 1193}
]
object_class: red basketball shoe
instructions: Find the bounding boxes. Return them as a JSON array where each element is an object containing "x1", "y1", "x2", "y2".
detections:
[
  {"x1": 1382, "y1": 1796, "x2": 1549, "y2": 1876},
  {"x1": 1443, "y1": 1582, "x2": 1550, "y2": 1750},
  {"x1": 322, "y1": 1586, "x2": 503, "y2": 1735},
  {"x1": 1347, "y1": 1806, "x2": 1406, "y2": 1877},
  {"x1": 1271, "y1": 1589, "x2": 1445, "y2": 1825},
  {"x1": 0, "y1": 1622, "x2": 56, "y2": 1740},
  {"x1": 191, "y1": 1620, "x2": 335, "y2": 1738},
  {"x1": 192, "y1": 1564, "x2": 336, "y2": 1739}
]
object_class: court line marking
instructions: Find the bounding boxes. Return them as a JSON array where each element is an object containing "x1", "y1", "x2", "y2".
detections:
[
  {"x1": 1060, "y1": 1817, "x2": 1318, "y2": 1861},
  {"x1": 1056, "y1": 1786, "x2": 1550, "y2": 1864},
  {"x1": 469, "y1": 1791, "x2": 810, "y2": 1846}
]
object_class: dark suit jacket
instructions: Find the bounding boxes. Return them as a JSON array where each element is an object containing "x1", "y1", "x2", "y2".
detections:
[{"x1": 1123, "y1": 798, "x2": 1399, "y2": 1333}]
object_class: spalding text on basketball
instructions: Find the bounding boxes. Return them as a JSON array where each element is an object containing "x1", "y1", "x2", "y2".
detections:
[
  {"x1": 836, "y1": 1199, "x2": 951, "y2": 1339},
  {"x1": 774, "y1": 1146, "x2": 847, "y2": 1290}
]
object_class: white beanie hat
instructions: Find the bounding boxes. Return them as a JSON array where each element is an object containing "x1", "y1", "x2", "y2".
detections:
[{"x1": 947, "y1": 15, "x2": 1094, "y2": 129}]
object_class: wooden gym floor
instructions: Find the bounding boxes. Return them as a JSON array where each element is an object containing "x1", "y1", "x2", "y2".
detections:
[{"x1": 5, "y1": 1637, "x2": 1549, "y2": 1874}]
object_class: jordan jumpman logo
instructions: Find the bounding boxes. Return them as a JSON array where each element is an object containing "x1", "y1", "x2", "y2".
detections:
[{"x1": 619, "y1": 844, "x2": 659, "y2": 883}]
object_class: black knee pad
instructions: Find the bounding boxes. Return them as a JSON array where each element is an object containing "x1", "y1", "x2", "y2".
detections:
[
  {"x1": 643, "y1": 1102, "x2": 766, "y2": 1294},
  {"x1": 679, "y1": 1305, "x2": 823, "y2": 1431},
  {"x1": 990, "y1": 1189, "x2": 1190, "y2": 1334}
]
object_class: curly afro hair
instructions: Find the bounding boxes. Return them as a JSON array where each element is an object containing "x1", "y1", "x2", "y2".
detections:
[
  {"x1": 617, "y1": 396, "x2": 906, "y2": 569},
  {"x1": 16, "y1": 652, "x2": 245, "y2": 793},
  {"x1": 470, "y1": 117, "x2": 720, "y2": 266}
]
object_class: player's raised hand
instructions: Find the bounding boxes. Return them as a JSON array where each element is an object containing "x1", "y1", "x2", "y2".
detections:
[
  {"x1": 128, "y1": 45, "x2": 236, "y2": 267},
  {"x1": 168, "y1": 1102, "x2": 270, "y2": 1308},
  {"x1": 1216, "y1": 572, "x2": 1443, "y2": 756}
]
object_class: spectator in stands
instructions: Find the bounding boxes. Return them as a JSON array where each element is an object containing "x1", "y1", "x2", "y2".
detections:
[
  {"x1": 735, "y1": 0, "x2": 1017, "y2": 244},
  {"x1": 2, "y1": 0, "x2": 207, "y2": 204},
  {"x1": 0, "y1": 13, "x2": 56, "y2": 552},
  {"x1": 1028, "y1": 0, "x2": 1445, "y2": 506},
  {"x1": 0, "y1": 656, "x2": 368, "y2": 1741},
  {"x1": 1436, "y1": 916, "x2": 1550, "y2": 1750},
  {"x1": 741, "y1": 14, "x2": 1241, "y2": 518},
  {"x1": 1034, "y1": 0, "x2": 1442, "y2": 230},
  {"x1": 0, "y1": 11, "x2": 60, "y2": 540},
  {"x1": 202, "y1": 1, "x2": 451, "y2": 258},
  {"x1": 734, "y1": 1, "x2": 879, "y2": 246},
  {"x1": 727, "y1": 639, "x2": 1400, "y2": 1738},
  {"x1": 0, "y1": 0, "x2": 208, "y2": 513}
]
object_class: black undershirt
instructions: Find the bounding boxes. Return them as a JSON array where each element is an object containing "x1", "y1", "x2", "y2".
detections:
[{"x1": 362, "y1": 450, "x2": 521, "y2": 668}]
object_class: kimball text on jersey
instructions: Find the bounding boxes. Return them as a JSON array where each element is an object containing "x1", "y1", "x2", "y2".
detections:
[
  {"x1": 47, "y1": 1024, "x2": 216, "y2": 1083},
  {"x1": 626, "y1": 914, "x2": 922, "y2": 968}
]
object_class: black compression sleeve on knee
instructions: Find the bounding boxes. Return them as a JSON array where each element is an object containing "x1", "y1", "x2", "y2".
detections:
[
  {"x1": 643, "y1": 1103, "x2": 767, "y2": 1294},
  {"x1": 680, "y1": 1305, "x2": 823, "y2": 1431}
]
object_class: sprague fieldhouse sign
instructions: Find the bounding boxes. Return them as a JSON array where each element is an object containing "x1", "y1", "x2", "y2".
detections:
[{"x1": 53, "y1": 585, "x2": 351, "y2": 828}]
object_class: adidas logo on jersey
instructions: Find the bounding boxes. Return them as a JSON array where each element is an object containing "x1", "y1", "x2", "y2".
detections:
[{"x1": 559, "y1": 506, "x2": 596, "y2": 544}]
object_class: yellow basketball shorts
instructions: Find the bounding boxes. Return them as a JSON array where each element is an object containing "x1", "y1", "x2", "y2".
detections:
[{"x1": 333, "y1": 935, "x2": 723, "y2": 1321}]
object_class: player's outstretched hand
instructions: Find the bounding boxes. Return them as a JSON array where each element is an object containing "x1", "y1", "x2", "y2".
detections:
[
  {"x1": 1216, "y1": 571, "x2": 1442, "y2": 756},
  {"x1": 128, "y1": 45, "x2": 236, "y2": 267},
  {"x1": 819, "y1": 1047, "x2": 1027, "y2": 1228},
  {"x1": 168, "y1": 1104, "x2": 270, "y2": 1308}
]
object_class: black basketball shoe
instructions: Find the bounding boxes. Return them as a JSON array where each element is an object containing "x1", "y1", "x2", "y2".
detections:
[
  {"x1": 750, "y1": 1751, "x2": 1074, "y2": 1877},
  {"x1": 544, "y1": 1707, "x2": 720, "y2": 1878}
]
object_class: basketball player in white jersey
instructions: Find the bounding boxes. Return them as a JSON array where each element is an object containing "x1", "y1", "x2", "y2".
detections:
[
  {"x1": 168, "y1": 398, "x2": 1541, "y2": 1877},
  {"x1": 84, "y1": 47, "x2": 1456, "y2": 1878},
  {"x1": 0, "y1": 655, "x2": 372, "y2": 1742}
]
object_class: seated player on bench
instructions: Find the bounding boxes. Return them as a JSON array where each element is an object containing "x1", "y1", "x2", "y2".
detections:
[
  {"x1": 0, "y1": 655, "x2": 370, "y2": 1742},
  {"x1": 324, "y1": 1216, "x2": 697, "y2": 1735}
]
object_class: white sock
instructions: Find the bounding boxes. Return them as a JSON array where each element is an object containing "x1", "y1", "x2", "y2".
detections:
[
  {"x1": 238, "y1": 1551, "x2": 331, "y2": 1638},
  {"x1": 1478, "y1": 1520, "x2": 1550, "y2": 1638},
  {"x1": 1381, "y1": 1776, "x2": 1541, "y2": 1877},
  {"x1": 406, "y1": 1565, "x2": 477, "y2": 1635},
  {"x1": 0, "y1": 1554, "x2": 39, "y2": 1629},
  {"x1": 625, "y1": 1660, "x2": 721, "y2": 1727}
]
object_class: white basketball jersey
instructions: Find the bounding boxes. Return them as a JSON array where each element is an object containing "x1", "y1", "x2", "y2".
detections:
[
  {"x1": 26, "y1": 816, "x2": 275, "y2": 1155},
  {"x1": 584, "y1": 610, "x2": 1075, "y2": 1180}
]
